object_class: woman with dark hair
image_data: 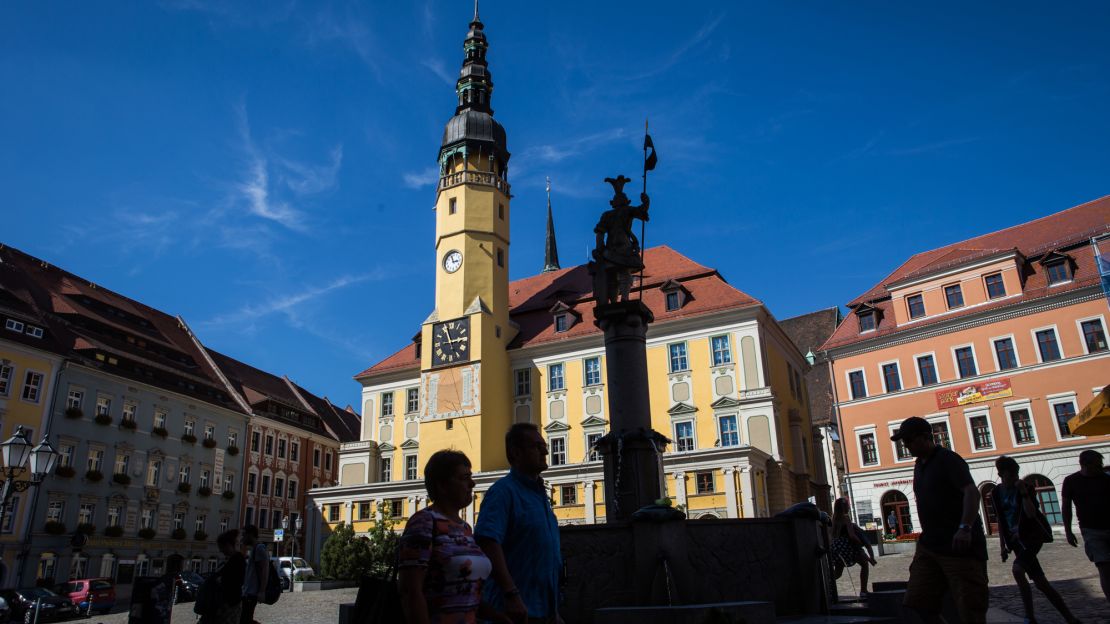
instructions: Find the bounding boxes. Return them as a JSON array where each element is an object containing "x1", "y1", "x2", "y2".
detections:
[
  {"x1": 197, "y1": 530, "x2": 246, "y2": 624},
  {"x1": 831, "y1": 497, "x2": 877, "y2": 597},
  {"x1": 993, "y1": 456, "x2": 1081, "y2": 624},
  {"x1": 398, "y1": 450, "x2": 510, "y2": 624}
]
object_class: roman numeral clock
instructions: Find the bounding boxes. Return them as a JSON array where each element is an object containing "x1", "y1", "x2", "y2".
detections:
[{"x1": 431, "y1": 317, "x2": 470, "y2": 367}]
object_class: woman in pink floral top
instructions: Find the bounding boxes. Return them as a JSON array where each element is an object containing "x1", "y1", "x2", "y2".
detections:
[{"x1": 399, "y1": 450, "x2": 510, "y2": 624}]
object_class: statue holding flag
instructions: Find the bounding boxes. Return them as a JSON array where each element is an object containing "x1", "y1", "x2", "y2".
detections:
[{"x1": 590, "y1": 122, "x2": 658, "y2": 304}]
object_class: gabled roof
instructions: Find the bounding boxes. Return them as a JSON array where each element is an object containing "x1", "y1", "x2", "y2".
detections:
[
  {"x1": 355, "y1": 246, "x2": 762, "y2": 379},
  {"x1": 823, "y1": 195, "x2": 1110, "y2": 351},
  {"x1": 779, "y1": 307, "x2": 842, "y2": 357}
]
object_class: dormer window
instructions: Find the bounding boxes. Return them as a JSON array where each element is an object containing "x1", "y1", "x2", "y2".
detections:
[
  {"x1": 1045, "y1": 259, "x2": 1071, "y2": 285},
  {"x1": 944, "y1": 283, "x2": 964, "y2": 309},
  {"x1": 554, "y1": 314, "x2": 568, "y2": 333},
  {"x1": 858, "y1": 311, "x2": 876, "y2": 333},
  {"x1": 984, "y1": 273, "x2": 1006, "y2": 299},
  {"x1": 549, "y1": 302, "x2": 580, "y2": 333},
  {"x1": 906, "y1": 294, "x2": 925, "y2": 320},
  {"x1": 665, "y1": 292, "x2": 680, "y2": 311},
  {"x1": 660, "y1": 279, "x2": 689, "y2": 312}
]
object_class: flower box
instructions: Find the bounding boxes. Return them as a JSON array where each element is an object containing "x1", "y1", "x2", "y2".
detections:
[
  {"x1": 76, "y1": 523, "x2": 96, "y2": 535},
  {"x1": 86, "y1": 470, "x2": 104, "y2": 483},
  {"x1": 197, "y1": 486, "x2": 212, "y2": 497},
  {"x1": 202, "y1": 438, "x2": 217, "y2": 449},
  {"x1": 104, "y1": 525, "x2": 124, "y2": 538},
  {"x1": 138, "y1": 528, "x2": 156, "y2": 540},
  {"x1": 112, "y1": 473, "x2": 132, "y2": 486},
  {"x1": 194, "y1": 531, "x2": 208, "y2": 541},
  {"x1": 119, "y1": 419, "x2": 137, "y2": 431},
  {"x1": 55, "y1": 465, "x2": 76, "y2": 478},
  {"x1": 222, "y1": 490, "x2": 235, "y2": 500},
  {"x1": 226, "y1": 445, "x2": 240, "y2": 456},
  {"x1": 44, "y1": 521, "x2": 66, "y2": 535},
  {"x1": 172, "y1": 528, "x2": 187, "y2": 540},
  {"x1": 152, "y1": 426, "x2": 169, "y2": 438},
  {"x1": 64, "y1": 407, "x2": 83, "y2": 419},
  {"x1": 181, "y1": 433, "x2": 197, "y2": 445},
  {"x1": 177, "y1": 482, "x2": 192, "y2": 494},
  {"x1": 94, "y1": 414, "x2": 113, "y2": 426}
]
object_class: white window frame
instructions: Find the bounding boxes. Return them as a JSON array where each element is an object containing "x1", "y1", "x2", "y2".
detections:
[
  {"x1": 547, "y1": 363, "x2": 565, "y2": 392},
  {"x1": 548, "y1": 436, "x2": 567, "y2": 466},
  {"x1": 877, "y1": 359, "x2": 903, "y2": 393},
  {"x1": 0, "y1": 364, "x2": 12, "y2": 397},
  {"x1": 66, "y1": 387, "x2": 84, "y2": 410},
  {"x1": 404, "y1": 454, "x2": 418, "y2": 481},
  {"x1": 963, "y1": 406, "x2": 995, "y2": 453},
  {"x1": 950, "y1": 343, "x2": 979, "y2": 379},
  {"x1": 1075, "y1": 314, "x2": 1109, "y2": 355},
  {"x1": 924, "y1": 412, "x2": 953, "y2": 451},
  {"x1": 1046, "y1": 392, "x2": 1081, "y2": 441},
  {"x1": 1003, "y1": 399, "x2": 1039, "y2": 447},
  {"x1": 5, "y1": 319, "x2": 25, "y2": 333},
  {"x1": 668, "y1": 342, "x2": 689, "y2": 373},
  {"x1": 710, "y1": 335, "x2": 732, "y2": 366},
  {"x1": 717, "y1": 414, "x2": 740, "y2": 447},
  {"x1": 887, "y1": 423, "x2": 914, "y2": 464},
  {"x1": 584, "y1": 431, "x2": 603, "y2": 462},
  {"x1": 913, "y1": 352, "x2": 939, "y2": 386},
  {"x1": 855, "y1": 427, "x2": 879, "y2": 467},
  {"x1": 1030, "y1": 324, "x2": 1063, "y2": 363},
  {"x1": 989, "y1": 334, "x2": 1021, "y2": 371},
  {"x1": 845, "y1": 368, "x2": 868, "y2": 400},
  {"x1": 406, "y1": 388, "x2": 419, "y2": 414},
  {"x1": 21, "y1": 369, "x2": 44, "y2": 404},
  {"x1": 583, "y1": 357, "x2": 602, "y2": 387},
  {"x1": 514, "y1": 369, "x2": 531, "y2": 397},
  {"x1": 672, "y1": 420, "x2": 696, "y2": 453}
]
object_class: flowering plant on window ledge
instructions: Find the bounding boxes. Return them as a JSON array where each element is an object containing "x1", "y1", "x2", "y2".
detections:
[
  {"x1": 85, "y1": 470, "x2": 104, "y2": 483},
  {"x1": 152, "y1": 426, "x2": 169, "y2": 438},
  {"x1": 194, "y1": 530, "x2": 208, "y2": 541},
  {"x1": 138, "y1": 528, "x2": 156, "y2": 540},
  {"x1": 177, "y1": 482, "x2": 192, "y2": 494},
  {"x1": 171, "y1": 527, "x2": 187, "y2": 540},
  {"x1": 119, "y1": 419, "x2": 137, "y2": 431},
  {"x1": 94, "y1": 414, "x2": 113, "y2": 426},
  {"x1": 55, "y1": 465, "x2": 76, "y2": 478},
  {"x1": 64, "y1": 407, "x2": 83, "y2": 419},
  {"x1": 44, "y1": 521, "x2": 67, "y2": 535},
  {"x1": 221, "y1": 490, "x2": 235, "y2": 500},
  {"x1": 112, "y1": 473, "x2": 131, "y2": 486},
  {"x1": 197, "y1": 486, "x2": 212, "y2": 497},
  {"x1": 181, "y1": 433, "x2": 197, "y2": 445},
  {"x1": 104, "y1": 525, "x2": 123, "y2": 538},
  {"x1": 76, "y1": 523, "x2": 96, "y2": 535},
  {"x1": 202, "y1": 438, "x2": 217, "y2": 449},
  {"x1": 226, "y1": 445, "x2": 240, "y2": 456}
]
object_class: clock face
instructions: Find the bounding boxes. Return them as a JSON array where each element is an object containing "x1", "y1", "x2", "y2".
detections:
[
  {"x1": 432, "y1": 317, "x2": 470, "y2": 366},
  {"x1": 443, "y1": 250, "x2": 463, "y2": 274}
]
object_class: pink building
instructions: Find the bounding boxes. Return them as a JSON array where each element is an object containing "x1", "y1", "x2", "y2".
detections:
[{"x1": 822, "y1": 196, "x2": 1110, "y2": 535}]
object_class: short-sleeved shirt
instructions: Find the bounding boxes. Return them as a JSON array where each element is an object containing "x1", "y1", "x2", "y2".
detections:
[
  {"x1": 1062, "y1": 471, "x2": 1110, "y2": 530},
  {"x1": 242, "y1": 543, "x2": 270, "y2": 597},
  {"x1": 399, "y1": 508, "x2": 492, "y2": 624},
  {"x1": 474, "y1": 469, "x2": 562, "y2": 618},
  {"x1": 913, "y1": 446, "x2": 987, "y2": 559}
]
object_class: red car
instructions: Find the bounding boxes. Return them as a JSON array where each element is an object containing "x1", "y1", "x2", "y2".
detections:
[{"x1": 54, "y1": 578, "x2": 116, "y2": 616}]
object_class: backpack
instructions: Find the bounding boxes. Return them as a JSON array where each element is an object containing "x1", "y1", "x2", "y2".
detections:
[
  {"x1": 250, "y1": 544, "x2": 283, "y2": 606},
  {"x1": 193, "y1": 572, "x2": 221, "y2": 616}
]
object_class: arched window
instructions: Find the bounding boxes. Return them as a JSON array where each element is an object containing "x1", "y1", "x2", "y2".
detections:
[
  {"x1": 99, "y1": 553, "x2": 116, "y2": 579},
  {"x1": 880, "y1": 490, "x2": 914, "y2": 536},
  {"x1": 1026, "y1": 474, "x2": 1062, "y2": 524},
  {"x1": 980, "y1": 483, "x2": 998, "y2": 535}
]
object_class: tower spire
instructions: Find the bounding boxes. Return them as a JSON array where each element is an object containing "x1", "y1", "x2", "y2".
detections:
[
  {"x1": 543, "y1": 176, "x2": 561, "y2": 273},
  {"x1": 473, "y1": 0, "x2": 479, "y2": 23}
]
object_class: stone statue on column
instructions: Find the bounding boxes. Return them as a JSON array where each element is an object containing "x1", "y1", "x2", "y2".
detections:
[{"x1": 591, "y1": 175, "x2": 650, "y2": 305}]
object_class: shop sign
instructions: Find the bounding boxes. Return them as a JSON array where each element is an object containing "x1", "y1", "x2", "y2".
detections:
[
  {"x1": 936, "y1": 378, "x2": 1012, "y2": 409},
  {"x1": 871, "y1": 478, "x2": 913, "y2": 488}
]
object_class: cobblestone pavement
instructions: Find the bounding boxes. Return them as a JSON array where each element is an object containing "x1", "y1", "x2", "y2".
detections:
[
  {"x1": 90, "y1": 587, "x2": 360, "y2": 624},
  {"x1": 836, "y1": 537, "x2": 1109, "y2": 623}
]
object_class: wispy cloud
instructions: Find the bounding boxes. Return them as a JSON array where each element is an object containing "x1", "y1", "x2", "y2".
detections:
[
  {"x1": 631, "y1": 13, "x2": 726, "y2": 80},
  {"x1": 422, "y1": 58, "x2": 455, "y2": 85},
  {"x1": 887, "y1": 137, "x2": 981, "y2": 156},
  {"x1": 277, "y1": 145, "x2": 343, "y2": 195},
  {"x1": 200, "y1": 271, "x2": 385, "y2": 328},
  {"x1": 305, "y1": 5, "x2": 382, "y2": 79},
  {"x1": 517, "y1": 128, "x2": 628, "y2": 166},
  {"x1": 159, "y1": 0, "x2": 296, "y2": 28},
  {"x1": 403, "y1": 166, "x2": 440, "y2": 189}
]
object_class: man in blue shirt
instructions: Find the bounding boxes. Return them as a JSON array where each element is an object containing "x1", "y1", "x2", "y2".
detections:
[{"x1": 476, "y1": 423, "x2": 563, "y2": 624}]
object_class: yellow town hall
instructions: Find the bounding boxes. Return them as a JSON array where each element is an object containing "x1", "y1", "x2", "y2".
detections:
[{"x1": 305, "y1": 9, "x2": 825, "y2": 554}]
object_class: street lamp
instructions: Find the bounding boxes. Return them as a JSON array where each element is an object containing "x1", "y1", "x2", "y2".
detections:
[
  {"x1": 0, "y1": 426, "x2": 60, "y2": 531},
  {"x1": 281, "y1": 515, "x2": 289, "y2": 558},
  {"x1": 294, "y1": 516, "x2": 303, "y2": 559}
]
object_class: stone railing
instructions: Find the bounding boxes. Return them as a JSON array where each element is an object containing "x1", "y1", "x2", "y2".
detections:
[{"x1": 439, "y1": 170, "x2": 511, "y2": 194}]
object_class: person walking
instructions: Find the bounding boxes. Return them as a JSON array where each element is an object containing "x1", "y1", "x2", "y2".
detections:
[
  {"x1": 398, "y1": 450, "x2": 509, "y2": 624},
  {"x1": 891, "y1": 416, "x2": 988, "y2": 624},
  {"x1": 475, "y1": 423, "x2": 563, "y2": 624},
  {"x1": 992, "y1": 456, "x2": 1081, "y2": 623},
  {"x1": 240, "y1": 524, "x2": 270, "y2": 624},
  {"x1": 1062, "y1": 449, "x2": 1110, "y2": 603},
  {"x1": 199, "y1": 530, "x2": 247, "y2": 624},
  {"x1": 830, "y1": 497, "x2": 877, "y2": 597},
  {"x1": 887, "y1": 509, "x2": 900, "y2": 537}
]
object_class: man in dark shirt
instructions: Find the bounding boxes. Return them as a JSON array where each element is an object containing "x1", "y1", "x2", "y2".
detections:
[
  {"x1": 892, "y1": 416, "x2": 987, "y2": 623},
  {"x1": 1061, "y1": 449, "x2": 1110, "y2": 603}
]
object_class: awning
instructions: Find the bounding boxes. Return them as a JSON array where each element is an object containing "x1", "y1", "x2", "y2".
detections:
[{"x1": 1069, "y1": 385, "x2": 1110, "y2": 436}]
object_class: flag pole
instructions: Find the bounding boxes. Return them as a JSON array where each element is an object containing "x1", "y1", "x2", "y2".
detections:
[{"x1": 639, "y1": 118, "x2": 648, "y2": 300}]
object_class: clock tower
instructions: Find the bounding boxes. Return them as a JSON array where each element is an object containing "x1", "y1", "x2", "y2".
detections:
[{"x1": 419, "y1": 5, "x2": 514, "y2": 471}]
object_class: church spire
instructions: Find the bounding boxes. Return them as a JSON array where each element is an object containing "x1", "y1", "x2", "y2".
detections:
[{"x1": 543, "y1": 177, "x2": 561, "y2": 273}]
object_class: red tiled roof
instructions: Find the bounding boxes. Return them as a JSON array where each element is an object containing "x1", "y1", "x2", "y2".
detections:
[
  {"x1": 823, "y1": 195, "x2": 1110, "y2": 351},
  {"x1": 355, "y1": 246, "x2": 761, "y2": 379}
]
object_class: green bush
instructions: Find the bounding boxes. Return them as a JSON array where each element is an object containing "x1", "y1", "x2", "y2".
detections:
[{"x1": 319, "y1": 512, "x2": 398, "y2": 581}]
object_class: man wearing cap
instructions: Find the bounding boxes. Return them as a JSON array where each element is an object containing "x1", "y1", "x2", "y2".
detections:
[
  {"x1": 1061, "y1": 449, "x2": 1110, "y2": 602},
  {"x1": 891, "y1": 416, "x2": 988, "y2": 623}
]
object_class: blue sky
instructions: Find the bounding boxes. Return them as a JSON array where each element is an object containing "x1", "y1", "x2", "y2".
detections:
[{"x1": 3, "y1": 1, "x2": 1109, "y2": 407}]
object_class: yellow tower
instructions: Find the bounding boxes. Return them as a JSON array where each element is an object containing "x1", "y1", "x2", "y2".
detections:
[{"x1": 419, "y1": 6, "x2": 514, "y2": 471}]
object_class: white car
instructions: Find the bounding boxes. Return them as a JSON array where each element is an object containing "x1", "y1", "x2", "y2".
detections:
[{"x1": 275, "y1": 557, "x2": 315, "y2": 589}]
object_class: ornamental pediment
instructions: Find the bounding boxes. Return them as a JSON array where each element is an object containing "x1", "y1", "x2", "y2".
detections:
[
  {"x1": 710, "y1": 397, "x2": 742, "y2": 409},
  {"x1": 543, "y1": 421, "x2": 571, "y2": 433},
  {"x1": 667, "y1": 402, "x2": 697, "y2": 415},
  {"x1": 378, "y1": 442, "x2": 396, "y2": 452},
  {"x1": 399, "y1": 439, "x2": 420, "y2": 450},
  {"x1": 580, "y1": 415, "x2": 608, "y2": 428}
]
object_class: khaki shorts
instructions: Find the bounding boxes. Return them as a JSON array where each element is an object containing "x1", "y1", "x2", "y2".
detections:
[
  {"x1": 903, "y1": 544, "x2": 988, "y2": 624},
  {"x1": 1081, "y1": 527, "x2": 1110, "y2": 564}
]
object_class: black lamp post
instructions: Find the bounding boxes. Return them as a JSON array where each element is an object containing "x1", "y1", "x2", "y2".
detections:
[
  {"x1": 281, "y1": 515, "x2": 288, "y2": 558},
  {"x1": 294, "y1": 515, "x2": 303, "y2": 559},
  {"x1": 0, "y1": 425, "x2": 60, "y2": 532}
]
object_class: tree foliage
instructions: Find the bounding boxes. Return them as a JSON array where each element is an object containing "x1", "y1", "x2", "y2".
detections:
[{"x1": 319, "y1": 512, "x2": 399, "y2": 580}]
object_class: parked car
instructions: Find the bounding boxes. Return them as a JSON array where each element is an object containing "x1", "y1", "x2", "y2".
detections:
[
  {"x1": 0, "y1": 588, "x2": 77, "y2": 623},
  {"x1": 275, "y1": 557, "x2": 315, "y2": 590},
  {"x1": 173, "y1": 571, "x2": 204, "y2": 603},
  {"x1": 54, "y1": 578, "x2": 115, "y2": 616}
]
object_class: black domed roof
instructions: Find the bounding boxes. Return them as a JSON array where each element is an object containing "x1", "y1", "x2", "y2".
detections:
[{"x1": 442, "y1": 109, "x2": 507, "y2": 151}]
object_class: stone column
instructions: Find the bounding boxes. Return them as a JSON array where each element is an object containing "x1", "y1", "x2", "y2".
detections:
[
  {"x1": 583, "y1": 481, "x2": 595, "y2": 524},
  {"x1": 673, "y1": 472, "x2": 687, "y2": 508},
  {"x1": 723, "y1": 467, "x2": 739, "y2": 518},
  {"x1": 344, "y1": 501, "x2": 353, "y2": 524},
  {"x1": 739, "y1": 466, "x2": 757, "y2": 518}
]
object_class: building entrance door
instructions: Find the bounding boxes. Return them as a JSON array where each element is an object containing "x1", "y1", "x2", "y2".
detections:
[{"x1": 880, "y1": 490, "x2": 913, "y2": 536}]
